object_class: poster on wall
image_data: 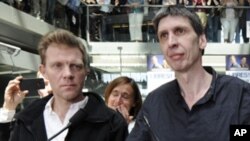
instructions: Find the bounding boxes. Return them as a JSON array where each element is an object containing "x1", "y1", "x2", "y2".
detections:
[
  {"x1": 225, "y1": 55, "x2": 250, "y2": 83},
  {"x1": 147, "y1": 55, "x2": 171, "y2": 71},
  {"x1": 225, "y1": 55, "x2": 250, "y2": 71},
  {"x1": 147, "y1": 71, "x2": 175, "y2": 93},
  {"x1": 147, "y1": 55, "x2": 175, "y2": 93}
]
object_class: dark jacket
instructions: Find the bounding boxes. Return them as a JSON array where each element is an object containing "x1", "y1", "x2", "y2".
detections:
[
  {"x1": 127, "y1": 67, "x2": 250, "y2": 141},
  {"x1": 0, "y1": 92, "x2": 128, "y2": 141}
]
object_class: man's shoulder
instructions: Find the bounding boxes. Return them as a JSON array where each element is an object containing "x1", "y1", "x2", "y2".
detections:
[
  {"x1": 218, "y1": 74, "x2": 249, "y2": 86},
  {"x1": 84, "y1": 92, "x2": 127, "y2": 123},
  {"x1": 144, "y1": 79, "x2": 178, "y2": 104},
  {"x1": 149, "y1": 79, "x2": 178, "y2": 96}
]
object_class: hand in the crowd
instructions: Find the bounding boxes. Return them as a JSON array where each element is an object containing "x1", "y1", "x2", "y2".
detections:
[
  {"x1": 115, "y1": 0, "x2": 119, "y2": 6},
  {"x1": 3, "y1": 76, "x2": 28, "y2": 110},
  {"x1": 116, "y1": 105, "x2": 133, "y2": 124}
]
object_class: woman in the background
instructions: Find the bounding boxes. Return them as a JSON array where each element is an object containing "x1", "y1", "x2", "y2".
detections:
[
  {"x1": 240, "y1": 57, "x2": 249, "y2": 69},
  {"x1": 104, "y1": 76, "x2": 142, "y2": 133}
]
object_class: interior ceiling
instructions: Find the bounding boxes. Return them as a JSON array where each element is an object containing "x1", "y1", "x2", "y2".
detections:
[
  {"x1": 0, "y1": 21, "x2": 41, "y2": 54},
  {"x1": 0, "y1": 63, "x2": 34, "y2": 75}
]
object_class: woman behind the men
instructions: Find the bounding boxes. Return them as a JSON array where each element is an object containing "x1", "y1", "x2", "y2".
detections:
[{"x1": 104, "y1": 76, "x2": 142, "y2": 133}]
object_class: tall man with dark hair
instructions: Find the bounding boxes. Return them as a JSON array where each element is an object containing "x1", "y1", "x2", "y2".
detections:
[{"x1": 126, "y1": 6, "x2": 250, "y2": 141}]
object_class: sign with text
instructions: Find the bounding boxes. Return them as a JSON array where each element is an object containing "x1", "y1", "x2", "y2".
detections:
[
  {"x1": 147, "y1": 71, "x2": 175, "y2": 93},
  {"x1": 226, "y1": 71, "x2": 250, "y2": 83},
  {"x1": 230, "y1": 125, "x2": 250, "y2": 141}
]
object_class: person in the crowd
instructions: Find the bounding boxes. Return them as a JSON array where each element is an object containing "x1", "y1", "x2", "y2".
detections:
[
  {"x1": 220, "y1": 0, "x2": 239, "y2": 43},
  {"x1": 240, "y1": 0, "x2": 250, "y2": 43},
  {"x1": 32, "y1": 0, "x2": 47, "y2": 20},
  {"x1": 126, "y1": 6, "x2": 250, "y2": 141},
  {"x1": 128, "y1": 0, "x2": 145, "y2": 42},
  {"x1": 104, "y1": 76, "x2": 142, "y2": 133},
  {"x1": 20, "y1": 70, "x2": 53, "y2": 109},
  {"x1": 97, "y1": 0, "x2": 115, "y2": 41},
  {"x1": 151, "y1": 55, "x2": 163, "y2": 70},
  {"x1": 45, "y1": 0, "x2": 56, "y2": 24},
  {"x1": 193, "y1": 0, "x2": 208, "y2": 29},
  {"x1": 162, "y1": 59, "x2": 170, "y2": 69},
  {"x1": 0, "y1": 29, "x2": 128, "y2": 141},
  {"x1": 36, "y1": 70, "x2": 52, "y2": 98},
  {"x1": 65, "y1": 0, "x2": 82, "y2": 36},
  {"x1": 206, "y1": 0, "x2": 221, "y2": 42},
  {"x1": 229, "y1": 55, "x2": 241, "y2": 69},
  {"x1": 240, "y1": 56, "x2": 249, "y2": 69}
]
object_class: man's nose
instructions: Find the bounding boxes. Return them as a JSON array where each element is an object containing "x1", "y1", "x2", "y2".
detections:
[
  {"x1": 168, "y1": 33, "x2": 178, "y2": 47},
  {"x1": 62, "y1": 66, "x2": 74, "y2": 78}
]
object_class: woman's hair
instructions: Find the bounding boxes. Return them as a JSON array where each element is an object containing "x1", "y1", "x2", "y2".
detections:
[{"x1": 104, "y1": 76, "x2": 143, "y2": 120}]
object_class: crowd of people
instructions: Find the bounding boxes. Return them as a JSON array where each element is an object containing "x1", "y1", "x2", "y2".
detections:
[
  {"x1": 1, "y1": 5, "x2": 250, "y2": 141},
  {"x1": 1, "y1": 0, "x2": 250, "y2": 42}
]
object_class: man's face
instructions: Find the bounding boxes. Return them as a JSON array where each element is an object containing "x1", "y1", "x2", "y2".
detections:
[
  {"x1": 157, "y1": 16, "x2": 206, "y2": 72},
  {"x1": 40, "y1": 43, "x2": 87, "y2": 102}
]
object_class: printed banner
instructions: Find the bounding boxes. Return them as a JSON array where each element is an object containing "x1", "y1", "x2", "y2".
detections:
[
  {"x1": 226, "y1": 71, "x2": 250, "y2": 83},
  {"x1": 147, "y1": 71, "x2": 175, "y2": 93}
]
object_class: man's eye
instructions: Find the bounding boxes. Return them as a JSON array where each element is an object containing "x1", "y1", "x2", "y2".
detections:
[
  {"x1": 71, "y1": 64, "x2": 83, "y2": 71},
  {"x1": 54, "y1": 63, "x2": 62, "y2": 69},
  {"x1": 159, "y1": 32, "x2": 168, "y2": 40},
  {"x1": 175, "y1": 28, "x2": 185, "y2": 35}
]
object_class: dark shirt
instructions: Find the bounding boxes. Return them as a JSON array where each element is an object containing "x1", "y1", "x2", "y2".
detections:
[{"x1": 126, "y1": 67, "x2": 250, "y2": 141}]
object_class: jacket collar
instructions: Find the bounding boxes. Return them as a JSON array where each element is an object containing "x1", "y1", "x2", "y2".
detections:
[{"x1": 15, "y1": 92, "x2": 112, "y2": 125}]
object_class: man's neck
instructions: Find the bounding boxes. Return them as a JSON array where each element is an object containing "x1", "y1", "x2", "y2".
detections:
[
  {"x1": 52, "y1": 95, "x2": 85, "y2": 123},
  {"x1": 176, "y1": 67, "x2": 212, "y2": 110}
]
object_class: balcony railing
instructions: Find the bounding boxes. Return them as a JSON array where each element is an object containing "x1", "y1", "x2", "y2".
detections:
[{"x1": 2, "y1": 1, "x2": 250, "y2": 43}]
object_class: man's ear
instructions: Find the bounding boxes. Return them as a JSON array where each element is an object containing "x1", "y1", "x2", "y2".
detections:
[{"x1": 199, "y1": 34, "x2": 207, "y2": 51}]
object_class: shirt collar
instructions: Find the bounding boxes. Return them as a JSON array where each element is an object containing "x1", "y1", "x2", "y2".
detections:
[
  {"x1": 204, "y1": 66, "x2": 218, "y2": 102},
  {"x1": 45, "y1": 96, "x2": 89, "y2": 115},
  {"x1": 175, "y1": 67, "x2": 218, "y2": 105}
]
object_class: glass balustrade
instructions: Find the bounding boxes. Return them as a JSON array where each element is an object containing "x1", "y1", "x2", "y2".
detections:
[{"x1": 1, "y1": 1, "x2": 250, "y2": 43}]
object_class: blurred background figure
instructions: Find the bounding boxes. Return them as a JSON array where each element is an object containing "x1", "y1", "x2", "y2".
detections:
[
  {"x1": 206, "y1": 0, "x2": 221, "y2": 43},
  {"x1": 193, "y1": 0, "x2": 208, "y2": 29},
  {"x1": 104, "y1": 76, "x2": 142, "y2": 133},
  {"x1": 229, "y1": 55, "x2": 241, "y2": 69},
  {"x1": 239, "y1": 0, "x2": 250, "y2": 43},
  {"x1": 162, "y1": 59, "x2": 171, "y2": 70},
  {"x1": 240, "y1": 57, "x2": 249, "y2": 69},
  {"x1": 151, "y1": 55, "x2": 163, "y2": 70},
  {"x1": 220, "y1": 0, "x2": 239, "y2": 43},
  {"x1": 32, "y1": 0, "x2": 47, "y2": 20},
  {"x1": 128, "y1": 0, "x2": 145, "y2": 41},
  {"x1": 36, "y1": 70, "x2": 52, "y2": 98}
]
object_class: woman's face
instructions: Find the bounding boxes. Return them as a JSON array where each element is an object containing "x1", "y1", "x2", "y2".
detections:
[{"x1": 107, "y1": 84, "x2": 135, "y2": 113}]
